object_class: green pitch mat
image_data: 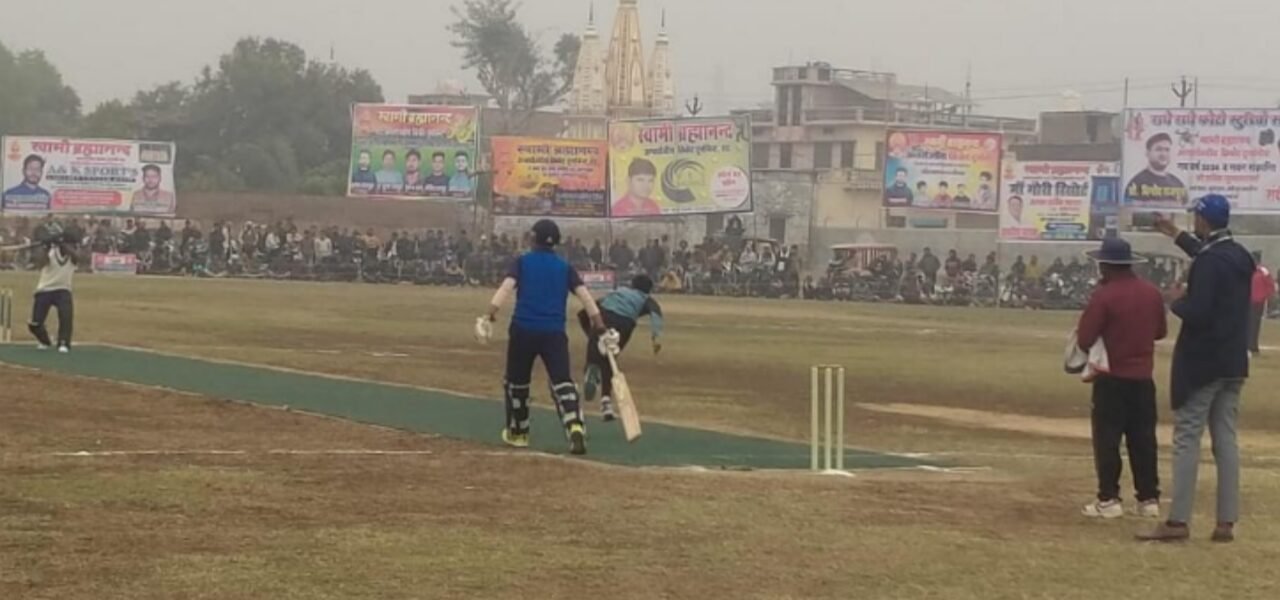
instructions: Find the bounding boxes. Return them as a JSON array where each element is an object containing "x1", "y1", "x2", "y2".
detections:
[{"x1": 0, "y1": 344, "x2": 932, "y2": 471}]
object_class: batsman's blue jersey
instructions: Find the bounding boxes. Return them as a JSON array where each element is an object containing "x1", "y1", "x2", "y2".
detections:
[{"x1": 508, "y1": 248, "x2": 583, "y2": 333}]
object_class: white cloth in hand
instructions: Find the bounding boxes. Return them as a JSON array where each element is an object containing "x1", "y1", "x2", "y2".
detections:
[{"x1": 1064, "y1": 330, "x2": 1110, "y2": 382}]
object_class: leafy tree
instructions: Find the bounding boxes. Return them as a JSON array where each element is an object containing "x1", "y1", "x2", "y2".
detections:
[
  {"x1": 107, "y1": 38, "x2": 383, "y2": 193},
  {"x1": 449, "y1": 0, "x2": 580, "y2": 134},
  {"x1": 6, "y1": 36, "x2": 382, "y2": 195},
  {"x1": 0, "y1": 41, "x2": 81, "y2": 136},
  {"x1": 80, "y1": 100, "x2": 137, "y2": 139}
]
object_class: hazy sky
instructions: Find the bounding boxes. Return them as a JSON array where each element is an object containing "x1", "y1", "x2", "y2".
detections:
[{"x1": 5, "y1": 0, "x2": 1280, "y2": 117}]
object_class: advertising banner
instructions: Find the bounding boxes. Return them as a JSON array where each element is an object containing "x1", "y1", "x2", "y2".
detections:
[
  {"x1": 2, "y1": 137, "x2": 177, "y2": 215},
  {"x1": 607, "y1": 116, "x2": 752, "y2": 217},
  {"x1": 1123, "y1": 108, "x2": 1280, "y2": 213},
  {"x1": 999, "y1": 161, "x2": 1121, "y2": 242},
  {"x1": 582, "y1": 270, "x2": 617, "y2": 297},
  {"x1": 491, "y1": 137, "x2": 608, "y2": 217},
  {"x1": 92, "y1": 252, "x2": 139, "y2": 275},
  {"x1": 883, "y1": 130, "x2": 1002, "y2": 212},
  {"x1": 347, "y1": 104, "x2": 478, "y2": 201}
]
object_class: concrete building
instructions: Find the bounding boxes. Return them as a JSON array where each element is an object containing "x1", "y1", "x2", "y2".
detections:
[
  {"x1": 1011, "y1": 111, "x2": 1120, "y2": 162},
  {"x1": 735, "y1": 63, "x2": 1038, "y2": 234}
]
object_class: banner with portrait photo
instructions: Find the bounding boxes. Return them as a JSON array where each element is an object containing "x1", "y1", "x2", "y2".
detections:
[
  {"x1": 999, "y1": 161, "x2": 1121, "y2": 242},
  {"x1": 1123, "y1": 108, "x2": 1280, "y2": 213},
  {"x1": 607, "y1": 116, "x2": 752, "y2": 218},
  {"x1": 1, "y1": 137, "x2": 177, "y2": 215},
  {"x1": 491, "y1": 137, "x2": 608, "y2": 218},
  {"x1": 883, "y1": 130, "x2": 1002, "y2": 212},
  {"x1": 347, "y1": 104, "x2": 478, "y2": 201}
]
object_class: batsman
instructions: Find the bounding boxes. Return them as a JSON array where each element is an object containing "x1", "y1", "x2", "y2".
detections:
[
  {"x1": 578, "y1": 274, "x2": 665, "y2": 421},
  {"x1": 480, "y1": 219, "x2": 605, "y2": 455}
]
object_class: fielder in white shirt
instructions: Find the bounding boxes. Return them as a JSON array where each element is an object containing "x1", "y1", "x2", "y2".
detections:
[{"x1": 31, "y1": 235, "x2": 78, "y2": 353}]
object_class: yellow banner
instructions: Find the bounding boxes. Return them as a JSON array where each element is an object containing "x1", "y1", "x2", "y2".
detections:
[{"x1": 607, "y1": 116, "x2": 752, "y2": 217}]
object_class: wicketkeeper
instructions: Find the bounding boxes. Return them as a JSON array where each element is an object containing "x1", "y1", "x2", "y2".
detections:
[
  {"x1": 578, "y1": 274, "x2": 665, "y2": 420},
  {"x1": 479, "y1": 219, "x2": 605, "y2": 455}
]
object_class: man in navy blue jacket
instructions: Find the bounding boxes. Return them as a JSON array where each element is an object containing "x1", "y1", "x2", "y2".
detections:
[
  {"x1": 1140, "y1": 195, "x2": 1255, "y2": 543},
  {"x1": 485, "y1": 220, "x2": 606, "y2": 455}
]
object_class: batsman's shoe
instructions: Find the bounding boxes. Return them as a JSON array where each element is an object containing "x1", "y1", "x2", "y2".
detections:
[
  {"x1": 583, "y1": 364, "x2": 601, "y2": 402},
  {"x1": 57, "y1": 345, "x2": 70, "y2": 354},
  {"x1": 1136, "y1": 500, "x2": 1161, "y2": 519},
  {"x1": 568, "y1": 423, "x2": 587, "y2": 456},
  {"x1": 1081, "y1": 499, "x2": 1124, "y2": 519},
  {"x1": 501, "y1": 429, "x2": 530, "y2": 449},
  {"x1": 600, "y1": 396, "x2": 617, "y2": 422}
]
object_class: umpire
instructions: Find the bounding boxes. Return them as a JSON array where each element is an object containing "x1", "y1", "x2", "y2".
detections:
[{"x1": 1076, "y1": 238, "x2": 1166, "y2": 520}]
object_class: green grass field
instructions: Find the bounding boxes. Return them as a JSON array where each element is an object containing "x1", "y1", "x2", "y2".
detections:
[{"x1": 2, "y1": 273, "x2": 1278, "y2": 599}]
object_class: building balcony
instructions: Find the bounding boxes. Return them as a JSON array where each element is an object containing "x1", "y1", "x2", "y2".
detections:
[
  {"x1": 739, "y1": 106, "x2": 1038, "y2": 135},
  {"x1": 818, "y1": 168, "x2": 883, "y2": 191},
  {"x1": 802, "y1": 107, "x2": 1037, "y2": 133}
]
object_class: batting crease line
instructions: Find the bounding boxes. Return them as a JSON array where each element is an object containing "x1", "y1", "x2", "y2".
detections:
[{"x1": 7, "y1": 450, "x2": 987, "y2": 474}]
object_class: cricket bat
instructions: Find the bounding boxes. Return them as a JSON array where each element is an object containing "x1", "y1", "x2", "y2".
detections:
[
  {"x1": 606, "y1": 351, "x2": 642, "y2": 442},
  {"x1": 0, "y1": 242, "x2": 40, "y2": 252}
]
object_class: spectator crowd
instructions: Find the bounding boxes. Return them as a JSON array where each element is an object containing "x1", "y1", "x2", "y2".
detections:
[{"x1": 1, "y1": 215, "x2": 1277, "y2": 315}]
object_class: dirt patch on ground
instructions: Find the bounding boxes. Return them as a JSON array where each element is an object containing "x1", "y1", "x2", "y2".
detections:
[{"x1": 6, "y1": 364, "x2": 1280, "y2": 599}]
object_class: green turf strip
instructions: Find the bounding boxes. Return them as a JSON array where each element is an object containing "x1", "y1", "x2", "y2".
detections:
[{"x1": 0, "y1": 344, "x2": 931, "y2": 470}]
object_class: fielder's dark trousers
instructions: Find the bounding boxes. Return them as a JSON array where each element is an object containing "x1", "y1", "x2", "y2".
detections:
[
  {"x1": 29, "y1": 290, "x2": 73, "y2": 348},
  {"x1": 577, "y1": 309, "x2": 635, "y2": 398},
  {"x1": 1250, "y1": 303, "x2": 1265, "y2": 353},
  {"x1": 1091, "y1": 376, "x2": 1160, "y2": 502},
  {"x1": 504, "y1": 324, "x2": 581, "y2": 434}
]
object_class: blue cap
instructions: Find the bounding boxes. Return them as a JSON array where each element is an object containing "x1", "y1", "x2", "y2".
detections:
[{"x1": 1189, "y1": 194, "x2": 1231, "y2": 229}]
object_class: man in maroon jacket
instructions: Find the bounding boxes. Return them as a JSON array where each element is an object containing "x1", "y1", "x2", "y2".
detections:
[{"x1": 1077, "y1": 237, "x2": 1168, "y2": 519}]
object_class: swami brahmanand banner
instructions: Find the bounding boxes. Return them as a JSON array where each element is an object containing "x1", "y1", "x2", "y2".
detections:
[
  {"x1": 882, "y1": 130, "x2": 1002, "y2": 213},
  {"x1": 347, "y1": 103, "x2": 478, "y2": 201},
  {"x1": 607, "y1": 116, "x2": 752, "y2": 218},
  {"x1": 2, "y1": 136, "x2": 177, "y2": 215}
]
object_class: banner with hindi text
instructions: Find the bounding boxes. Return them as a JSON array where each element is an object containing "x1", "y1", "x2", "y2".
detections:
[
  {"x1": 999, "y1": 161, "x2": 1120, "y2": 242},
  {"x1": 347, "y1": 104, "x2": 478, "y2": 201},
  {"x1": 2, "y1": 137, "x2": 177, "y2": 215},
  {"x1": 92, "y1": 252, "x2": 139, "y2": 275},
  {"x1": 607, "y1": 116, "x2": 752, "y2": 217},
  {"x1": 883, "y1": 130, "x2": 1002, "y2": 212},
  {"x1": 491, "y1": 137, "x2": 608, "y2": 217},
  {"x1": 582, "y1": 270, "x2": 617, "y2": 297},
  {"x1": 1122, "y1": 108, "x2": 1280, "y2": 213}
]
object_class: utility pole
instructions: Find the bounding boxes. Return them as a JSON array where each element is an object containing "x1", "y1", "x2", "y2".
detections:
[
  {"x1": 963, "y1": 62, "x2": 972, "y2": 127},
  {"x1": 1123, "y1": 77, "x2": 1129, "y2": 109},
  {"x1": 1171, "y1": 76, "x2": 1195, "y2": 108}
]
